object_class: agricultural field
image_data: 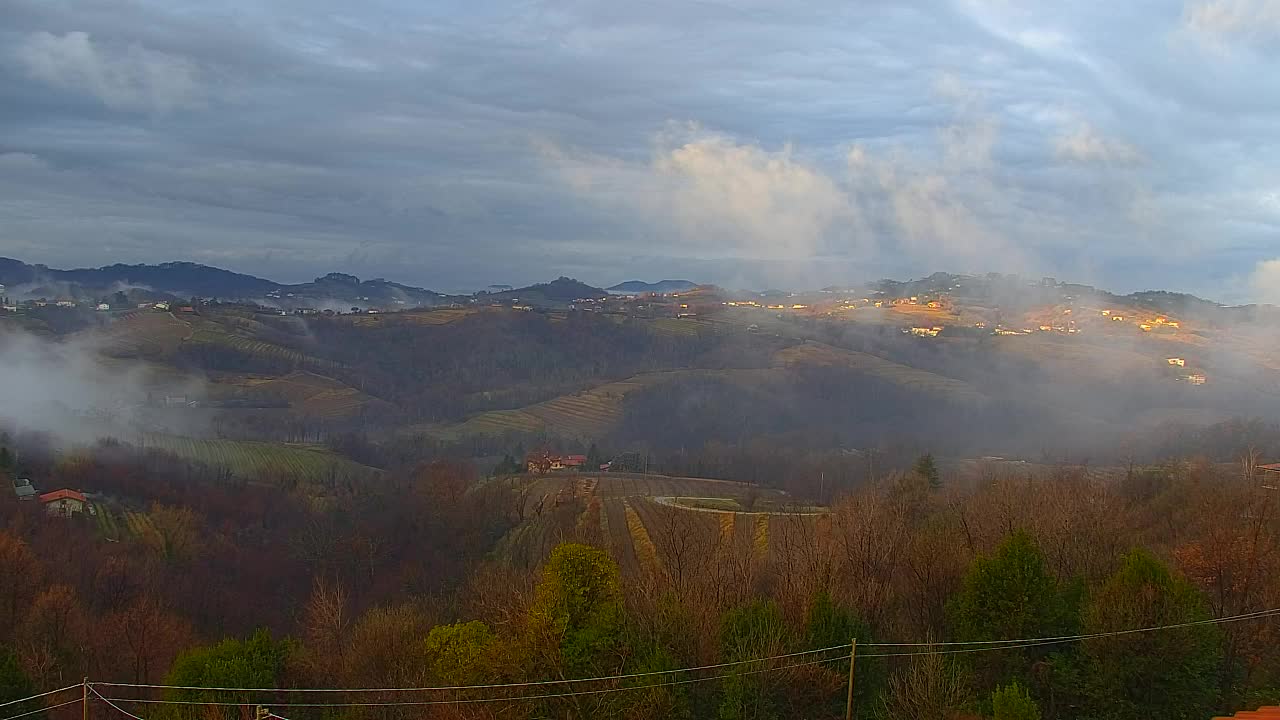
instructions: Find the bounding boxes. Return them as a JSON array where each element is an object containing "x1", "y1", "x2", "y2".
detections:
[
  {"x1": 217, "y1": 371, "x2": 387, "y2": 418},
  {"x1": 345, "y1": 307, "x2": 482, "y2": 328},
  {"x1": 93, "y1": 504, "x2": 158, "y2": 543},
  {"x1": 774, "y1": 341, "x2": 988, "y2": 405},
  {"x1": 186, "y1": 325, "x2": 341, "y2": 371},
  {"x1": 495, "y1": 473, "x2": 824, "y2": 576},
  {"x1": 96, "y1": 311, "x2": 192, "y2": 358},
  {"x1": 647, "y1": 317, "x2": 717, "y2": 337},
  {"x1": 423, "y1": 368, "x2": 777, "y2": 441},
  {"x1": 138, "y1": 434, "x2": 377, "y2": 485}
]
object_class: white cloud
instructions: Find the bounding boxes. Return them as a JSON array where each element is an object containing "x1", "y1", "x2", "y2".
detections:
[
  {"x1": 541, "y1": 127, "x2": 858, "y2": 261},
  {"x1": 1250, "y1": 258, "x2": 1280, "y2": 304},
  {"x1": 1053, "y1": 123, "x2": 1141, "y2": 165},
  {"x1": 1185, "y1": 0, "x2": 1280, "y2": 44},
  {"x1": 13, "y1": 31, "x2": 201, "y2": 112}
]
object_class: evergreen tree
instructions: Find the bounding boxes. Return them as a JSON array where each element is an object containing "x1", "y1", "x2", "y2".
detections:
[
  {"x1": 718, "y1": 600, "x2": 787, "y2": 720},
  {"x1": 946, "y1": 530, "x2": 1075, "y2": 691},
  {"x1": 1079, "y1": 549, "x2": 1222, "y2": 720},
  {"x1": 805, "y1": 592, "x2": 884, "y2": 719},
  {"x1": 0, "y1": 647, "x2": 42, "y2": 720},
  {"x1": 914, "y1": 453, "x2": 941, "y2": 489}
]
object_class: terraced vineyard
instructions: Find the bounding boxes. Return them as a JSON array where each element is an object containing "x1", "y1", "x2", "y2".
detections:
[
  {"x1": 186, "y1": 327, "x2": 342, "y2": 371},
  {"x1": 139, "y1": 434, "x2": 377, "y2": 484},
  {"x1": 98, "y1": 312, "x2": 192, "y2": 357},
  {"x1": 424, "y1": 369, "x2": 775, "y2": 441},
  {"x1": 774, "y1": 341, "x2": 988, "y2": 405},
  {"x1": 496, "y1": 473, "x2": 821, "y2": 575},
  {"x1": 228, "y1": 371, "x2": 385, "y2": 418}
]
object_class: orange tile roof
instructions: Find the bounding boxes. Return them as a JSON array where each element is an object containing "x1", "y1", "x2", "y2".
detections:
[
  {"x1": 1212, "y1": 707, "x2": 1280, "y2": 719},
  {"x1": 39, "y1": 489, "x2": 86, "y2": 504}
]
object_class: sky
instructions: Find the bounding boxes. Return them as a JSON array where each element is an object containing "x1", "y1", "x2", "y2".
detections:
[{"x1": 1, "y1": 1, "x2": 1279, "y2": 299}]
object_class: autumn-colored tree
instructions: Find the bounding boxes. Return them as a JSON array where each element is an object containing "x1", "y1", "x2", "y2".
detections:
[
  {"x1": 1079, "y1": 549, "x2": 1222, "y2": 720},
  {"x1": 880, "y1": 640, "x2": 973, "y2": 720},
  {"x1": 343, "y1": 604, "x2": 432, "y2": 690},
  {"x1": 0, "y1": 532, "x2": 41, "y2": 643},
  {"x1": 17, "y1": 585, "x2": 87, "y2": 688}
]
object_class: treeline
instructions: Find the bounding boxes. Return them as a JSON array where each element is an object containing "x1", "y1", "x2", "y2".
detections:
[
  {"x1": 6, "y1": 453, "x2": 1280, "y2": 719},
  {"x1": 0, "y1": 446, "x2": 514, "y2": 697}
]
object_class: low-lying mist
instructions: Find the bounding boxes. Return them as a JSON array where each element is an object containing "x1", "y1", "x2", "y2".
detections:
[{"x1": 0, "y1": 327, "x2": 207, "y2": 447}]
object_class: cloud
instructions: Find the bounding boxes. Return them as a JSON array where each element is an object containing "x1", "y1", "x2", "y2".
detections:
[
  {"x1": 1053, "y1": 123, "x2": 1141, "y2": 165},
  {"x1": 1250, "y1": 258, "x2": 1280, "y2": 304},
  {"x1": 1185, "y1": 0, "x2": 1280, "y2": 43},
  {"x1": 13, "y1": 31, "x2": 202, "y2": 112},
  {"x1": 542, "y1": 127, "x2": 859, "y2": 261}
]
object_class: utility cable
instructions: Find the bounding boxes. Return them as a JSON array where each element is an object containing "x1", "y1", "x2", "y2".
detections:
[
  {"x1": 0, "y1": 697, "x2": 84, "y2": 720},
  {"x1": 91, "y1": 652, "x2": 850, "y2": 709},
  {"x1": 0, "y1": 684, "x2": 86, "y2": 710},
  {"x1": 90, "y1": 641, "x2": 852, "y2": 693}
]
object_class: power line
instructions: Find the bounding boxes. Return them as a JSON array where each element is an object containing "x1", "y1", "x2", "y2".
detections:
[
  {"x1": 0, "y1": 697, "x2": 84, "y2": 720},
  {"x1": 0, "y1": 684, "x2": 85, "y2": 710},
  {"x1": 87, "y1": 688, "x2": 144, "y2": 720},
  {"x1": 862, "y1": 606, "x2": 1280, "y2": 647},
  {"x1": 92, "y1": 652, "x2": 852, "y2": 709},
  {"x1": 91, "y1": 642, "x2": 852, "y2": 693},
  {"x1": 90, "y1": 605, "x2": 1280, "y2": 699}
]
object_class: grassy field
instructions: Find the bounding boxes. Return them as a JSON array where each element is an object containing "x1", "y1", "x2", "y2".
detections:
[
  {"x1": 97, "y1": 312, "x2": 192, "y2": 358},
  {"x1": 221, "y1": 371, "x2": 384, "y2": 418},
  {"x1": 774, "y1": 341, "x2": 988, "y2": 405},
  {"x1": 139, "y1": 434, "x2": 377, "y2": 484},
  {"x1": 345, "y1": 307, "x2": 482, "y2": 328}
]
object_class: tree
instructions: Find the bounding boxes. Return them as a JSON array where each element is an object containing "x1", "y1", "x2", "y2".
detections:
[
  {"x1": 804, "y1": 592, "x2": 883, "y2": 720},
  {"x1": 718, "y1": 600, "x2": 789, "y2": 720},
  {"x1": 425, "y1": 620, "x2": 497, "y2": 685},
  {"x1": 992, "y1": 681, "x2": 1041, "y2": 720},
  {"x1": 946, "y1": 530, "x2": 1074, "y2": 690},
  {"x1": 164, "y1": 629, "x2": 293, "y2": 719},
  {"x1": 914, "y1": 453, "x2": 941, "y2": 490},
  {"x1": 1079, "y1": 549, "x2": 1222, "y2": 720},
  {"x1": 880, "y1": 640, "x2": 972, "y2": 720},
  {"x1": 0, "y1": 533, "x2": 41, "y2": 643},
  {"x1": 528, "y1": 543, "x2": 623, "y2": 677},
  {"x1": 586, "y1": 443, "x2": 603, "y2": 470},
  {"x1": 0, "y1": 646, "x2": 42, "y2": 720}
]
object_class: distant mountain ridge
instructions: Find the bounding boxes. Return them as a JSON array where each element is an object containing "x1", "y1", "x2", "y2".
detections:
[
  {"x1": 0, "y1": 258, "x2": 617, "y2": 310},
  {"x1": 607, "y1": 279, "x2": 698, "y2": 294}
]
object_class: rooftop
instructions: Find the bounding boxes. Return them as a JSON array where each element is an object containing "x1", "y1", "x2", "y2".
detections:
[{"x1": 39, "y1": 489, "x2": 87, "y2": 504}]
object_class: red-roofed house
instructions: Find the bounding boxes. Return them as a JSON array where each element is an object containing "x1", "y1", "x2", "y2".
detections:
[
  {"x1": 40, "y1": 489, "x2": 87, "y2": 517},
  {"x1": 1259, "y1": 463, "x2": 1280, "y2": 476},
  {"x1": 1212, "y1": 707, "x2": 1280, "y2": 719}
]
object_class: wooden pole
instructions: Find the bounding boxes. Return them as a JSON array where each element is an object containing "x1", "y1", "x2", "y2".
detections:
[
  {"x1": 844, "y1": 638, "x2": 858, "y2": 720},
  {"x1": 82, "y1": 678, "x2": 89, "y2": 720}
]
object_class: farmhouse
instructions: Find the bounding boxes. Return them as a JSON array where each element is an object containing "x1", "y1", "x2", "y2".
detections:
[
  {"x1": 525, "y1": 452, "x2": 589, "y2": 473},
  {"x1": 1168, "y1": 357, "x2": 1186, "y2": 367},
  {"x1": 40, "y1": 489, "x2": 87, "y2": 517},
  {"x1": 1182, "y1": 373, "x2": 1207, "y2": 386},
  {"x1": 1259, "y1": 463, "x2": 1280, "y2": 477}
]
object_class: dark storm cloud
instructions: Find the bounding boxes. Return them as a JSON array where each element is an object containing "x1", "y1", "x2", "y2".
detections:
[{"x1": 0, "y1": 0, "x2": 1278, "y2": 296}]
